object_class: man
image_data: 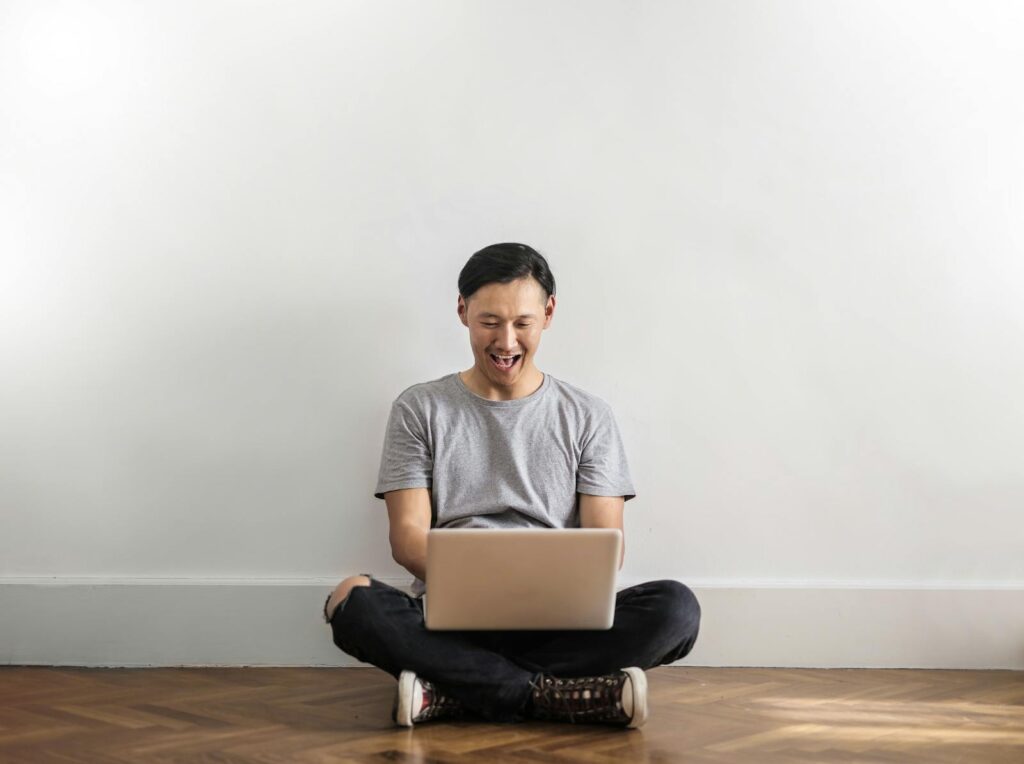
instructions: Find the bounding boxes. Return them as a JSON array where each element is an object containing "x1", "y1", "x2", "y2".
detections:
[{"x1": 324, "y1": 243, "x2": 701, "y2": 728}]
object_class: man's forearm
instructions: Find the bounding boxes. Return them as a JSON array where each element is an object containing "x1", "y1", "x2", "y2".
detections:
[{"x1": 392, "y1": 527, "x2": 428, "y2": 582}]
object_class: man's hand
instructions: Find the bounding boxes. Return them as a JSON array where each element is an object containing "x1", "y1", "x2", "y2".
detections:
[{"x1": 578, "y1": 493, "x2": 626, "y2": 569}]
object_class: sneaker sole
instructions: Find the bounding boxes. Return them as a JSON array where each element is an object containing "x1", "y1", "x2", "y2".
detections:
[
  {"x1": 623, "y1": 667, "x2": 648, "y2": 729},
  {"x1": 395, "y1": 670, "x2": 416, "y2": 727}
]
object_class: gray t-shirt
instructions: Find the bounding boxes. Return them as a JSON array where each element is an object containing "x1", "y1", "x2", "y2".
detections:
[{"x1": 373, "y1": 371, "x2": 636, "y2": 595}]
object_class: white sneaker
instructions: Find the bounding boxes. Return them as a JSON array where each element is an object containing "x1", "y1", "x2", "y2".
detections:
[{"x1": 392, "y1": 670, "x2": 466, "y2": 727}]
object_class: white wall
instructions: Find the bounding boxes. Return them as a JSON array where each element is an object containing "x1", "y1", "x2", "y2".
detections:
[{"x1": 2, "y1": 1, "x2": 1022, "y2": 666}]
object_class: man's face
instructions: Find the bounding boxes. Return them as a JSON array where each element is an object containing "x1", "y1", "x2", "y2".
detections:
[{"x1": 458, "y1": 277, "x2": 555, "y2": 387}]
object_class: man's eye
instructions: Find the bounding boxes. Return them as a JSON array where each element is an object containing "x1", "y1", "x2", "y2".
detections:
[{"x1": 483, "y1": 323, "x2": 531, "y2": 328}]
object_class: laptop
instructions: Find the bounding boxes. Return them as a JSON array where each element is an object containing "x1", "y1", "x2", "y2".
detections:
[{"x1": 423, "y1": 528, "x2": 622, "y2": 630}]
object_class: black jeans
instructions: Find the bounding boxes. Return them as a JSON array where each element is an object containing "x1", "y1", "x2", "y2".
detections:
[{"x1": 327, "y1": 576, "x2": 701, "y2": 722}]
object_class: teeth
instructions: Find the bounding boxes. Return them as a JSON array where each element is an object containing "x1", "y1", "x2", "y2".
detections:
[{"x1": 492, "y1": 353, "x2": 518, "y2": 367}]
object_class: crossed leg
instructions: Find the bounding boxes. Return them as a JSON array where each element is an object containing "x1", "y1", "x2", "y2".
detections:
[
  {"x1": 323, "y1": 575, "x2": 702, "y2": 724},
  {"x1": 325, "y1": 576, "x2": 536, "y2": 721}
]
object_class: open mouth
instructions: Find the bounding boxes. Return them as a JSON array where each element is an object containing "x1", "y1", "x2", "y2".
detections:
[{"x1": 489, "y1": 353, "x2": 522, "y2": 372}]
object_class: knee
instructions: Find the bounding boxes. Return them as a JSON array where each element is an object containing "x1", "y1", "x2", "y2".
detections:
[
  {"x1": 650, "y1": 579, "x2": 701, "y2": 637},
  {"x1": 325, "y1": 575, "x2": 371, "y2": 622},
  {"x1": 646, "y1": 580, "x2": 701, "y2": 664}
]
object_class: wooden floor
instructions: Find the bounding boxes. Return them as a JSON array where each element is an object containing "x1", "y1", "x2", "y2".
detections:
[{"x1": 1, "y1": 666, "x2": 1022, "y2": 763}]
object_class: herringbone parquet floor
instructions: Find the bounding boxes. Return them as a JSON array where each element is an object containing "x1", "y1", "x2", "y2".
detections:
[{"x1": 1, "y1": 666, "x2": 1022, "y2": 763}]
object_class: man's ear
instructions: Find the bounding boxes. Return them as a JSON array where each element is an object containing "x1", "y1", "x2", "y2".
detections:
[
  {"x1": 544, "y1": 295, "x2": 556, "y2": 327},
  {"x1": 457, "y1": 295, "x2": 468, "y2": 326}
]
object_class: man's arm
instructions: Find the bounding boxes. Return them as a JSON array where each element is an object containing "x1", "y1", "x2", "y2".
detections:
[
  {"x1": 384, "y1": 487, "x2": 432, "y2": 581},
  {"x1": 578, "y1": 493, "x2": 625, "y2": 569}
]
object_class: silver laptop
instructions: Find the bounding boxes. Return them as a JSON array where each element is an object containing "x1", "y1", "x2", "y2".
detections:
[{"x1": 423, "y1": 528, "x2": 622, "y2": 630}]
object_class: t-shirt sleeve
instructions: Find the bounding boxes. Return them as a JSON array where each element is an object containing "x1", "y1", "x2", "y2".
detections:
[
  {"x1": 576, "y1": 403, "x2": 637, "y2": 501},
  {"x1": 373, "y1": 398, "x2": 433, "y2": 500}
]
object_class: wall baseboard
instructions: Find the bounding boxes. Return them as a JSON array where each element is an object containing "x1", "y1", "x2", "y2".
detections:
[{"x1": 2, "y1": 577, "x2": 1022, "y2": 669}]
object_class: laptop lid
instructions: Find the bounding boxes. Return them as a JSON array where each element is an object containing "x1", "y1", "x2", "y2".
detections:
[{"x1": 424, "y1": 528, "x2": 621, "y2": 630}]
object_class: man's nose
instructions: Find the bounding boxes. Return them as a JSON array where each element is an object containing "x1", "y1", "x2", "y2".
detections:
[{"x1": 497, "y1": 324, "x2": 518, "y2": 351}]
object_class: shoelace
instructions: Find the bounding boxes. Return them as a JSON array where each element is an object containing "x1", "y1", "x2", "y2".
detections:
[{"x1": 528, "y1": 673, "x2": 629, "y2": 724}]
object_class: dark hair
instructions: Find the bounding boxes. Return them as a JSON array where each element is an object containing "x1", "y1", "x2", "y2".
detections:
[{"x1": 458, "y1": 242, "x2": 556, "y2": 304}]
